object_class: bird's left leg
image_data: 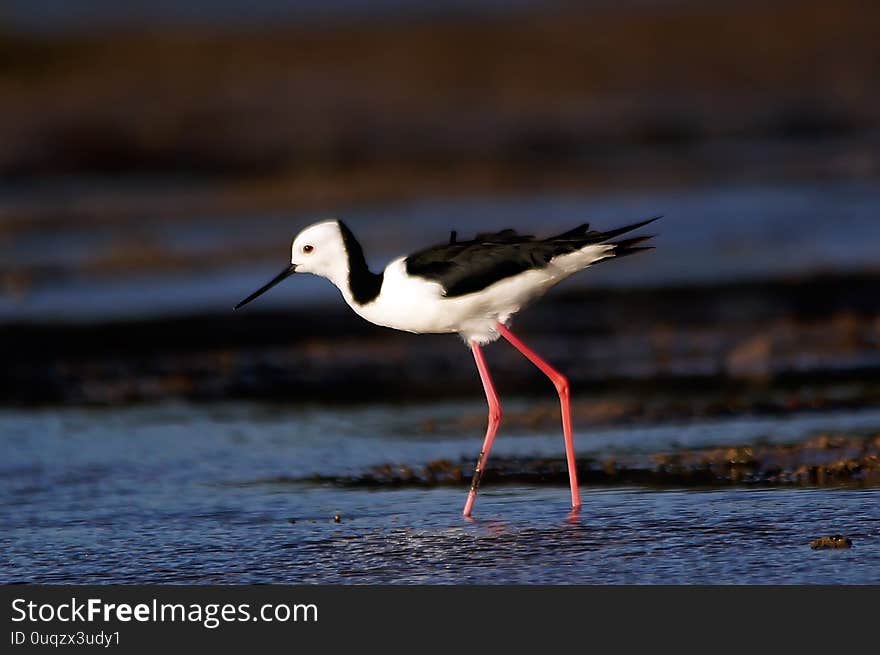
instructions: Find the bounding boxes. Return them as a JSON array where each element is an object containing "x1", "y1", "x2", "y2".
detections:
[
  {"x1": 463, "y1": 342, "x2": 503, "y2": 517},
  {"x1": 496, "y1": 323, "x2": 581, "y2": 510}
]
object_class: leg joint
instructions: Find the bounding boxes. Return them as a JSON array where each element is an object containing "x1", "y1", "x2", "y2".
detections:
[{"x1": 553, "y1": 373, "x2": 570, "y2": 397}]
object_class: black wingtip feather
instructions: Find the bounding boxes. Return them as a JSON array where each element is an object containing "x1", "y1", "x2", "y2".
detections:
[
  {"x1": 614, "y1": 245, "x2": 655, "y2": 258},
  {"x1": 551, "y1": 222, "x2": 592, "y2": 240},
  {"x1": 610, "y1": 233, "x2": 656, "y2": 258},
  {"x1": 598, "y1": 215, "x2": 662, "y2": 242}
]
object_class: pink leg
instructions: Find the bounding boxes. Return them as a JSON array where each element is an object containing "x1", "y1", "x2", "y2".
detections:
[
  {"x1": 496, "y1": 323, "x2": 582, "y2": 510},
  {"x1": 463, "y1": 342, "x2": 503, "y2": 517}
]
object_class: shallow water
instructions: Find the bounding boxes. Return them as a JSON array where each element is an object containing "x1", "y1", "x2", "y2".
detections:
[{"x1": 2, "y1": 402, "x2": 879, "y2": 584}]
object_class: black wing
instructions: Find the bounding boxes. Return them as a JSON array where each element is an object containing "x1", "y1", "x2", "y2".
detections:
[{"x1": 404, "y1": 217, "x2": 659, "y2": 297}]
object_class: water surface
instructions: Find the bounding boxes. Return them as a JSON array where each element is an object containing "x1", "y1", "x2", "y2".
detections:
[{"x1": 3, "y1": 402, "x2": 878, "y2": 584}]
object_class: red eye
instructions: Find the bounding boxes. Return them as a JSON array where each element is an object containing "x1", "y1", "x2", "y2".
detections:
[{"x1": 303, "y1": 245, "x2": 314, "y2": 254}]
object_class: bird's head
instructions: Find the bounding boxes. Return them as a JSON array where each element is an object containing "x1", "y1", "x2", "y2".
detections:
[
  {"x1": 234, "y1": 219, "x2": 349, "y2": 310},
  {"x1": 290, "y1": 220, "x2": 349, "y2": 278}
]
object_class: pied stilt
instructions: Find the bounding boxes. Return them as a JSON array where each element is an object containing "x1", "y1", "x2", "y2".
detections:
[{"x1": 235, "y1": 217, "x2": 658, "y2": 516}]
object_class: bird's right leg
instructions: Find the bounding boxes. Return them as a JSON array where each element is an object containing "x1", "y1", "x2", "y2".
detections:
[
  {"x1": 463, "y1": 342, "x2": 502, "y2": 517},
  {"x1": 496, "y1": 323, "x2": 581, "y2": 510}
]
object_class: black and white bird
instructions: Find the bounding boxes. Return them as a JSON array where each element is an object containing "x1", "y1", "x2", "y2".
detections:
[{"x1": 235, "y1": 217, "x2": 658, "y2": 516}]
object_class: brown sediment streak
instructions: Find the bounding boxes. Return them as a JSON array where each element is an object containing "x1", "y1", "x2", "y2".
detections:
[
  {"x1": 469, "y1": 450, "x2": 486, "y2": 491},
  {"x1": 310, "y1": 434, "x2": 880, "y2": 489}
]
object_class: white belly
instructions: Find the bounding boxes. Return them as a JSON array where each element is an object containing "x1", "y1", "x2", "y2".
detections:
[{"x1": 346, "y1": 246, "x2": 611, "y2": 344}]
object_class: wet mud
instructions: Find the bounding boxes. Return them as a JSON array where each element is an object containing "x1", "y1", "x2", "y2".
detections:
[
  {"x1": 810, "y1": 535, "x2": 853, "y2": 549},
  {"x1": 312, "y1": 434, "x2": 880, "y2": 489},
  {"x1": 3, "y1": 272, "x2": 880, "y2": 406}
]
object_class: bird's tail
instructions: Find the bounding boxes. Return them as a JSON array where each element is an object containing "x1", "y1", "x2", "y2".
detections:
[
  {"x1": 549, "y1": 215, "x2": 659, "y2": 260},
  {"x1": 537, "y1": 216, "x2": 657, "y2": 277},
  {"x1": 595, "y1": 216, "x2": 661, "y2": 241},
  {"x1": 608, "y1": 234, "x2": 655, "y2": 258},
  {"x1": 549, "y1": 215, "x2": 658, "y2": 242},
  {"x1": 595, "y1": 216, "x2": 660, "y2": 259}
]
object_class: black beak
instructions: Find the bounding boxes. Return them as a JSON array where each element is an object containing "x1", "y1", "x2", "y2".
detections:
[{"x1": 234, "y1": 264, "x2": 297, "y2": 310}]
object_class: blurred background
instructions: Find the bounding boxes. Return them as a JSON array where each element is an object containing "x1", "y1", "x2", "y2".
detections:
[
  {"x1": 3, "y1": 0, "x2": 880, "y2": 585},
  {"x1": 1, "y1": 0, "x2": 878, "y2": 405}
]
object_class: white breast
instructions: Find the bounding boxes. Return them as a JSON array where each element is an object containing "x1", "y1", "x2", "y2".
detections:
[{"x1": 348, "y1": 258, "x2": 454, "y2": 334}]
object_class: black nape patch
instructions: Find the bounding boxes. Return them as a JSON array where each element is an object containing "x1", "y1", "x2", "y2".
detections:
[{"x1": 337, "y1": 221, "x2": 384, "y2": 305}]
